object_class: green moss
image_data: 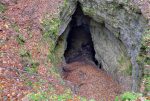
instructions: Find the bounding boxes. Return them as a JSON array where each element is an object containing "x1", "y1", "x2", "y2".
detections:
[
  {"x1": 82, "y1": 7, "x2": 95, "y2": 16},
  {"x1": 118, "y1": 54, "x2": 132, "y2": 75},
  {"x1": 41, "y1": 17, "x2": 60, "y2": 41},
  {"x1": 41, "y1": 16, "x2": 61, "y2": 77},
  {"x1": 137, "y1": 28, "x2": 150, "y2": 65},
  {"x1": 126, "y1": 65, "x2": 132, "y2": 76},
  {"x1": 145, "y1": 76, "x2": 150, "y2": 92},
  {"x1": 145, "y1": 57, "x2": 150, "y2": 65},
  {"x1": 136, "y1": 55, "x2": 145, "y2": 65},
  {"x1": 63, "y1": 0, "x2": 68, "y2": 8}
]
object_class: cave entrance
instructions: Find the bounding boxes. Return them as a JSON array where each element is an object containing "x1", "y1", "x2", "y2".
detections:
[
  {"x1": 64, "y1": 3, "x2": 98, "y2": 66},
  {"x1": 59, "y1": 3, "x2": 122, "y2": 100}
]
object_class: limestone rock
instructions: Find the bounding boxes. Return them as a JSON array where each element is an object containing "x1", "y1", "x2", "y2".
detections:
[{"x1": 57, "y1": 0, "x2": 149, "y2": 92}]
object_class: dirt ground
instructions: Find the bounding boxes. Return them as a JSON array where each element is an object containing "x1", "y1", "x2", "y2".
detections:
[{"x1": 62, "y1": 57, "x2": 121, "y2": 101}]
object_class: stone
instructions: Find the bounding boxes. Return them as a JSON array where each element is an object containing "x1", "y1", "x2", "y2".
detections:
[{"x1": 57, "y1": 0, "x2": 149, "y2": 92}]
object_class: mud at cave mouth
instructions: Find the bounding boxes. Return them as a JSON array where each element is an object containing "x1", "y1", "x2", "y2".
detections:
[{"x1": 55, "y1": 3, "x2": 122, "y2": 100}]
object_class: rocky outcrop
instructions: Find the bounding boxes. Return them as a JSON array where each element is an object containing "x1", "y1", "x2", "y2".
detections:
[{"x1": 57, "y1": 0, "x2": 149, "y2": 92}]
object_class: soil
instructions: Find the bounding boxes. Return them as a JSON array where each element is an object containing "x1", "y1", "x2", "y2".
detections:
[{"x1": 63, "y1": 56, "x2": 121, "y2": 101}]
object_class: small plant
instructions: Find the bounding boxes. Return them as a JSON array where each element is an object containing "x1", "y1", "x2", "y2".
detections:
[
  {"x1": 28, "y1": 92, "x2": 48, "y2": 101},
  {"x1": 19, "y1": 49, "x2": 31, "y2": 57},
  {"x1": 24, "y1": 61, "x2": 39, "y2": 74},
  {"x1": 0, "y1": 3, "x2": 6, "y2": 14},
  {"x1": 25, "y1": 80, "x2": 33, "y2": 87},
  {"x1": 144, "y1": 75, "x2": 150, "y2": 92},
  {"x1": 115, "y1": 92, "x2": 142, "y2": 101},
  {"x1": 24, "y1": 66, "x2": 37, "y2": 74},
  {"x1": 16, "y1": 34, "x2": 25, "y2": 45},
  {"x1": 141, "y1": 32, "x2": 150, "y2": 66}
]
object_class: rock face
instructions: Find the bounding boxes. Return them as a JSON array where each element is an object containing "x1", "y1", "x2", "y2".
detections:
[{"x1": 57, "y1": 0, "x2": 148, "y2": 92}]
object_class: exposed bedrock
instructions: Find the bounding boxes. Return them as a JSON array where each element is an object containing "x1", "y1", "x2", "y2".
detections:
[{"x1": 56, "y1": 0, "x2": 149, "y2": 92}]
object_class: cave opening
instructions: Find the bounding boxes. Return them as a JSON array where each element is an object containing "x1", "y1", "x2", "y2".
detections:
[{"x1": 64, "y1": 3, "x2": 99, "y2": 67}]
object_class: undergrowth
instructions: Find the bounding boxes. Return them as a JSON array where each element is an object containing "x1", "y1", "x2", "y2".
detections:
[
  {"x1": 41, "y1": 16, "x2": 61, "y2": 77},
  {"x1": 0, "y1": 3, "x2": 6, "y2": 14},
  {"x1": 115, "y1": 92, "x2": 150, "y2": 101}
]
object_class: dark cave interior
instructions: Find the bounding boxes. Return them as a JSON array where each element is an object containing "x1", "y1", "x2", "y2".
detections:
[{"x1": 64, "y1": 3, "x2": 99, "y2": 66}]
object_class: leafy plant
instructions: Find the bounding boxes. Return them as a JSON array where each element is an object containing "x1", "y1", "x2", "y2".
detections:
[{"x1": 115, "y1": 92, "x2": 142, "y2": 101}]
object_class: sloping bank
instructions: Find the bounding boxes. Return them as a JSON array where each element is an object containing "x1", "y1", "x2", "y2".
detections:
[{"x1": 56, "y1": 0, "x2": 149, "y2": 92}]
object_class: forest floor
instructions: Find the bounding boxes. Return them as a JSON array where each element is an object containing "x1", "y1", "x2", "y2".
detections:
[
  {"x1": 63, "y1": 57, "x2": 121, "y2": 101},
  {"x1": 0, "y1": 0, "x2": 68, "y2": 100},
  {"x1": 0, "y1": 0, "x2": 150, "y2": 101}
]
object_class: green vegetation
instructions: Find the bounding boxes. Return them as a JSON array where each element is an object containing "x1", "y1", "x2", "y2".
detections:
[
  {"x1": 138, "y1": 29, "x2": 150, "y2": 65},
  {"x1": 0, "y1": 3, "x2": 6, "y2": 14},
  {"x1": 24, "y1": 61, "x2": 39, "y2": 74},
  {"x1": 59, "y1": 0, "x2": 69, "y2": 14},
  {"x1": 28, "y1": 92, "x2": 48, "y2": 101},
  {"x1": 42, "y1": 18, "x2": 60, "y2": 41},
  {"x1": 63, "y1": 0, "x2": 68, "y2": 8},
  {"x1": 19, "y1": 47, "x2": 39, "y2": 74},
  {"x1": 118, "y1": 54, "x2": 132, "y2": 75},
  {"x1": 25, "y1": 80, "x2": 33, "y2": 87},
  {"x1": 11, "y1": 23, "x2": 20, "y2": 32},
  {"x1": 144, "y1": 75, "x2": 150, "y2": 93},
  {"x1": 41, "y1": 17, "x2": 61, "y2": 77},
  {"x1": 126, "y1": 65, "x2": 132, "y2": 76},
  {"x1": 16, "y1": 34, "x2": 25, "y2": 45},
  {"x1": 83, "y1": 7, "x2": 95, "y2": 16},
  {"x1": 19, "y1": 48, "x2": 31, "y2": 57},
  {"x1": 27, "y1": 87, "x2": 71, "y2": 101},
  {"x1": 27, "y1": 89, "x2": 96, "y2": 101},
  {"x1": 115, "y1": 92, "x2": 145, "y2": 101},
  {"x1": 135, "y1": 28, "x2": 150, "y2": 96}
]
